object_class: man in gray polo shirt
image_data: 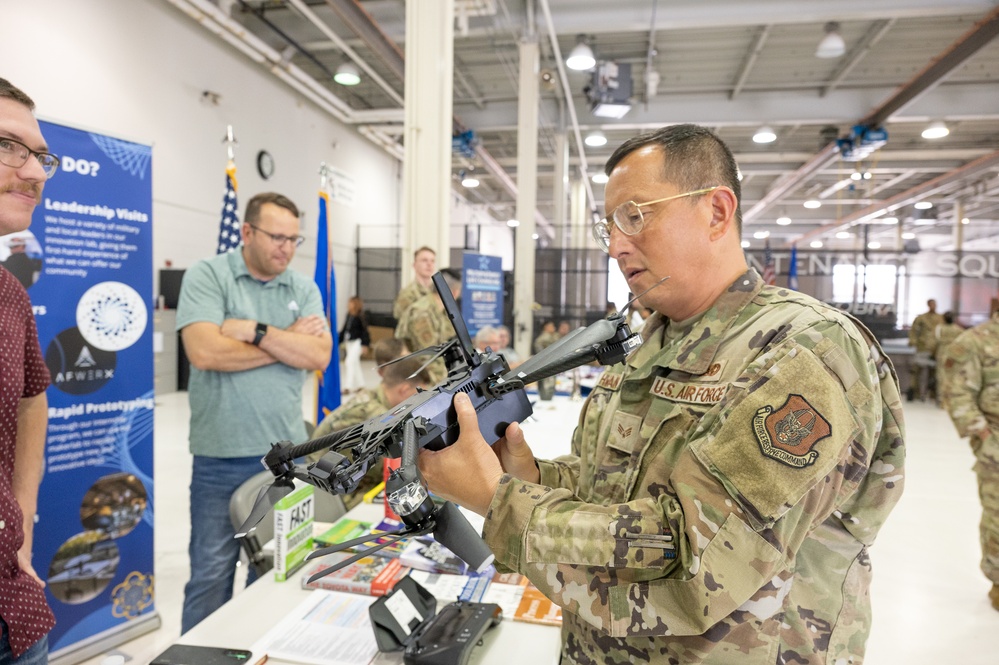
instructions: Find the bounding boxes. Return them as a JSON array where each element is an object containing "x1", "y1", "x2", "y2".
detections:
[{"x1": 176, "y1": 192, "x2": 333, "y2": 633}]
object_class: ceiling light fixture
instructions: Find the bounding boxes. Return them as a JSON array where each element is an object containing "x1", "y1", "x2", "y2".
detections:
[
  {"x1": 810, "y1": 240, "x2": 824, "y2": 248},
  {"x1": 836, "y1": 231, "x2": 852, "y2": 239},
  {"x1": 506, "y1": 219, "x2": 519, "y2": 228},
  {"x1": 901, "y1": 232, "x2": 916, "y2": 239},
  {"x1": 962, "y1": 217, "x2": 970, "y2": 225},
  {"x1": 591, "y1": 172, "x2": 609, "y2": 184},
  {"x1": 461, "y1": 175, "x2": 479, "y2": 188},
  {"x1": 566, "y1": 36, "x2": 596, "y2": 71},
  {"x1": 868, "y1": 241, "x2": 881, "y2": 249},
  {"x1": 921, "y1": 121, "x2": 950, "y2": 139},
  {"x1": 753, "y1": 230, "x2": 770, "y2": 239},
  {"x1": 816, "y1": 22, "x2": 846, "y2": 59},
  {"x1": 753, "y1": 126, "x2": 777, "y2": 144},
  {"x1": 804, "y1": 199, "x2": 822, "y2": 209},
  {"x1": 584, "y1": 130, "x2": 607, "y2": 147},
  {"x1": 882, "y1": 217, "x2": 899, "y2": 224},
  {"x1": 741, "y1": 240, "x2": 751, "y2": 248},
  {"x1": 333, "y1": 62, "x2": 361, "y2": 86},
  {"x1": 914, "y1": 201, "x2": 933, "y2": 210},
  {"x1": 776, "y1": 215, "x2": 792, "y2": 226}
]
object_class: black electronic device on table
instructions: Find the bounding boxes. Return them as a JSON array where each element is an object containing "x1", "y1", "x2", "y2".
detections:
[
  {"x1": 403, "y1": 601, "x2": 503, "y2": 665},
  {"x1": 150, "y1": 644, "x2": 255, "y2": 665}
]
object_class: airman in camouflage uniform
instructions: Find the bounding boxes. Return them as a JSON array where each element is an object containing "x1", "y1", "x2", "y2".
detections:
[
  {"x1": 908, "y1": 299, "x2": 944, "y2": 400},
  {"x1": 393, "y1": 280, "x2": 432, "y2": 321},
  {"x1": 941, "y1": 314, "x2": 999, "y2": 610},
  {"x1": 395, "y1": 270, "x2": 461, "y2": 384},
  {"x1": 934, "y1": 311, "x2": 963, "y2": 406},
  {"x1": 418, "y1": 124, "x2": 906, "y2": 665},
  {"x1": 393, "y1": 246, "x2": 437, "y2": 319}
]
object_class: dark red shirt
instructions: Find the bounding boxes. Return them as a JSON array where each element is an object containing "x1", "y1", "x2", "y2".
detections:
[{"x1": 0, "y1": 267, "x2": 55, "y2": 656}]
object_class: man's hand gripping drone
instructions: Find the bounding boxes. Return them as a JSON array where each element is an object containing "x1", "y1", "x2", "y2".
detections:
[{"x1": 234, "y1": 271, "x2": 645, "y2": 583}]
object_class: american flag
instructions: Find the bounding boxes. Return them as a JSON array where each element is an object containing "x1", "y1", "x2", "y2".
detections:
[
  {"x1": 216, "y1": 161, "x2": 240, "y2": 253},
  {"x1": 762, "y1": 240, "x2": 776, "y2": 285}
]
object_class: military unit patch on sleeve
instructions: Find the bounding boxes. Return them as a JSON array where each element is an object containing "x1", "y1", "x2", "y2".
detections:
[{"x1": 752, "y1": 394, "x2": 831, "y2": 468}]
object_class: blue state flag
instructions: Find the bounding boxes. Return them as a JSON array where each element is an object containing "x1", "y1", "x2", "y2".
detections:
[
  {"x1": 788, "y1": 244, "x2": 799, "y2": 291},
  {"x1": 314, "y1": 190, "x2": 341, "y2": 422},
  {"x1": 216, "y1": 161, "x2": 241, "y2": 253}
]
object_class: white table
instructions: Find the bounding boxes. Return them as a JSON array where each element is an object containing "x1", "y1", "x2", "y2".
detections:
[
  {"x1": 177, "y1": 504, "x2": 562, "y2": 665},
  {"x1": 519, "y1": 394, "x2": 585, "y2": 461}
]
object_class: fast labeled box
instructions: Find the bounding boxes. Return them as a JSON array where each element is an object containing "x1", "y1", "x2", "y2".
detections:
[{"x1": 274, "y1": 482, "x2": 315, "y2": 582}]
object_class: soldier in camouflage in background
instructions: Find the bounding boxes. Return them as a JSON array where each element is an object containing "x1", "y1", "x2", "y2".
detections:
[
  {"x1": 908, "y1": 298, "x2": 944, "y2": 401},
  {"x1": 394, "y1": 268, "x2": 461, "y2": 384},
  {"x1": 308, "y1": 347, "x2": 433, "y2": 507},
  {"x1": 393, "y1": 246, "x2": 436, "y2": 320},
  {"x1": 941, "y1": 313, "x2": 999, "y2": 610},
  {"x1": 418, "y1": 124, "x2": 906, "y2": 665},
  {"x1": 934, "y1": 311, "x2": 963, "y2": 407}
]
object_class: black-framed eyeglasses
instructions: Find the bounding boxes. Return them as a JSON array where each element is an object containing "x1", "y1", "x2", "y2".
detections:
[
  {"x1": 249, "y1": 225, "x2": 306, "y2": 248},
  {"x1": 0, "y1": 136, "x2": 61, "y2": 179},
  {"x1": 591, "y1": 186, "x2": 719, "y2": 252}
]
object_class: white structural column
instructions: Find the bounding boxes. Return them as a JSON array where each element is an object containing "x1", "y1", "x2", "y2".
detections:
[
  {"x1": 402, "y1": 0, "x2": 454, "y2": 282},
  {"x1": 552, "y1": 126, "x2": 569, "y2": 248},
  {"x1": 569, "y1": 176, "x2": 588, "y2": 248},
  {"x1": 513, "y1": 37, "x2": 541, "y2": 358}
]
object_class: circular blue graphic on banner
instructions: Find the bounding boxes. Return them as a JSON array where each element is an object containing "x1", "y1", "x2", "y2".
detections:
[
  {"x1": 76, "y1": 281, "x2": 148, "y2": 351},
  {"x1": 45, "y1": 327, "x2": 117, "y2": 395}
]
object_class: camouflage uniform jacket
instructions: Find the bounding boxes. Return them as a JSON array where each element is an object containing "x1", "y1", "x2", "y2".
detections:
[
  {"x1": 309, "y1": 386, "x2": 392, "y2": 506},
  {"x1": 395, "y1": 293, "x2": 452, "y2": 353},
  {"x1": 941, "y1": 316, "x2": 999, "y2": 445},
  {"x1": 482, "y1": 269, "x2": 906, "y2": 665},
  {"x1": 934, "y1": 322, "x2": 963, "y2": 361},
  {"x1": 909, "y1": 311, "x2": 944, "y2": 353},
  {"x1": 393, "y1": 279, "x2": 433, "y2": 320}
]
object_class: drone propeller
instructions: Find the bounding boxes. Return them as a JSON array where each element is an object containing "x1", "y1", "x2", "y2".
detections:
[
  {"x1": 234, "y1": 475, "x2": 296, "y2": 539},
  {"x1": 304, "y1": 501, "x2": 493, "y2": 583},
  {"x1": 305, "y1": 527, "x2": 431, "y2": 583},
  {"x1": 497, "y1": 317, "x2": 621, "y2": 386}
]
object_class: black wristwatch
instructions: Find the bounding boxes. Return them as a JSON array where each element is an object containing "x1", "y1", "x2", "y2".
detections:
[{"x1": 252, "y1": 322, "x2": 269, "y2": 346}]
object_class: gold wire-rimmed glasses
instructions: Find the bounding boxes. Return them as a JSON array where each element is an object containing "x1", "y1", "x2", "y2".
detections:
[{"x1": 591, "y1": 186, "x2": 719, "y2": 252}]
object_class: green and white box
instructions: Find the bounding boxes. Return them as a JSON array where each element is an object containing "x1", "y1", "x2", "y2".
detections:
[{"x1": 273, "y1": 481, "x2": 315, "y2": 581}]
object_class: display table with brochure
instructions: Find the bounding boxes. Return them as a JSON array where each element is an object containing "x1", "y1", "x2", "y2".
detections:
[{"x1": 174, "y1": 504, "x2": 562, "y2": 665}]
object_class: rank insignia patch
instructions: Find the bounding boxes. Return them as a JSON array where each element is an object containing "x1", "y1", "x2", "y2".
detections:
[{"x1": 752, "y1": 394, "x2": 830, "y2": 468}]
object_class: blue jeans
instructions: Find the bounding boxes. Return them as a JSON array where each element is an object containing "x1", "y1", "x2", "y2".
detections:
[
  {"x1": 181, "y1": 455, "x2": 262, "y2": 634},
  {"x1": 0, "y1": 618, "x2": 47, "y2": 665}
]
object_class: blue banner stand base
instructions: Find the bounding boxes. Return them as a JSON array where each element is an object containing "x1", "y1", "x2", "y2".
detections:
[{"x1": 50, "y1": 612, "x2": 161, "y2": 665}]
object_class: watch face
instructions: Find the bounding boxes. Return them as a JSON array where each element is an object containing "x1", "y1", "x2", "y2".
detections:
[{"x1": 257, "y1": 150, "x2": 275, "y2": 180}]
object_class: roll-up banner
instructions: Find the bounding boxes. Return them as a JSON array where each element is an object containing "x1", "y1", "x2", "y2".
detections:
[
  {"x1": 15, "y1": 120, "x2": 157, "y2": 662},
  {"x1": 461, "y1": 253, "x2": 503, "y2": 338}
]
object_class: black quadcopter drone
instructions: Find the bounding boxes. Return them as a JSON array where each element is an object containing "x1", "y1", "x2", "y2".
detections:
[{"x1": 235, "y1": 270, "x2": 644, "y2": 583}]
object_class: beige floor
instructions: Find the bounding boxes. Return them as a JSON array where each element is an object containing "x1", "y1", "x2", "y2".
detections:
[{"x1": 74, "y1": 361, "x2": 998, "y2": 664}]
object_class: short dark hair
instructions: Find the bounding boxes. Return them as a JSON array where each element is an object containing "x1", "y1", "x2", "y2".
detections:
[
  {"x1": 382, "y1": 356, "x2": 433, "y2": 388},
  {"x1": 440, "y1": 268, "x2": 462, "y2": 290},
  {"x1": 245, "y1": 192, "x2": 300, "y2": 224},
  {"x1": 414, "y1": 246, "x2": 436, "y2": 259},
  {"x1": 604, "y1": 124, "x2": 743, "y2": 234},
  {"x1": 373, "y1": 338, "x2": 407, "y2": 366},
  {"x1": 0, "y1": 78, "x2": 35, "y2": 111}
]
